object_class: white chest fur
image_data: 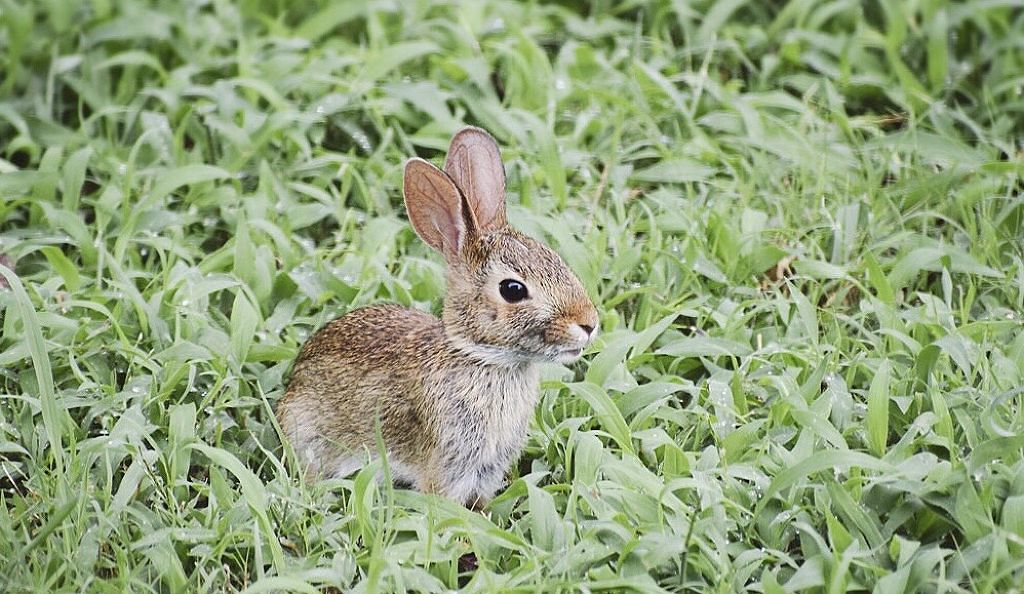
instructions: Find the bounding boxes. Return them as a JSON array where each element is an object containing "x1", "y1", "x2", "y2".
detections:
[{"x1": 429, "y1": 364, "x2": 540, "y2": 503}]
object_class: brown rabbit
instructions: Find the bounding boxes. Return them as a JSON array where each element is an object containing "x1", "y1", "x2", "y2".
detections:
[{"x1": 276, "y1": 127, "x2": 598, "y2": 508}]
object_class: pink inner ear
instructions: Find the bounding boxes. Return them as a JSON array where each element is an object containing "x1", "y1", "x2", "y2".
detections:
[
  {"x1": 404, "y1": 159, "x2": 466, "y2": 260},
  {"x1": 430, "y1": 209, "x2": 460, "y2": 254}
]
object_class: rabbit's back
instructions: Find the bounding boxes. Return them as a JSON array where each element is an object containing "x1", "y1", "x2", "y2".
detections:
[
  {"x1": 290, "y1": 303, "x2": 440, "y2": 376},
  {"x1": 278, "y1": 304, "x2": 442, "y2": 480}
]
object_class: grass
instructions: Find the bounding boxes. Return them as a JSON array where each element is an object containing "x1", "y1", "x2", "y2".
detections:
[{"x1": 1, "y1": 0, "x2": 1023, "y2": 591}]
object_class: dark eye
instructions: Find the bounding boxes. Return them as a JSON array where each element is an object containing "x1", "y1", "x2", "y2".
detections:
[{"x1": 498, "y1": 279, "x2": 529, "y2": 303}]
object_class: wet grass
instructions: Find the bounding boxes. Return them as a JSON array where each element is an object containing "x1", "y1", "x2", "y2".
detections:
[{"x1": 1, "y1": 0, "x2": 1023, "y2": 591}]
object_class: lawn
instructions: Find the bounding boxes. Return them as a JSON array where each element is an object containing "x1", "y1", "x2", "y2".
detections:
[{"x1": 1, "y1": 0, "x2": 1023, "y2": 591}]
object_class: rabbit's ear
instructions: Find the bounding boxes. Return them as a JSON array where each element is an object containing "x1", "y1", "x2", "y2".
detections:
[
  {"x1": 444, "y1": 127, "x2": 507, "y2": 232},
  {"x1": 403, "y1": 158, "x2": 467, "y2": 260}
]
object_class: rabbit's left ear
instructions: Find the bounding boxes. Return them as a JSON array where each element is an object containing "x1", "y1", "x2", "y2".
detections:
[
  {"x1": 444, "y1": 127, "x2": 507, "y2": 233},
  {"x1": 403, "y1": 158, "x2": 467, "y2": 261}
]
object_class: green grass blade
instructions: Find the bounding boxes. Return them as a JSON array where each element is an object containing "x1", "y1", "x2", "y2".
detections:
[
  {"x1": 0, "y1": 264, "x2": 67, "y2": 474},
  {"x1": 866, "y1": 360, "x2": 892, "y2": 457}
]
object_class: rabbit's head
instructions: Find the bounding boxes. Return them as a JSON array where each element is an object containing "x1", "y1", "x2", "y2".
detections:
[{"x1": 403, "y1": 127, "x2": 598, "y2": 365}]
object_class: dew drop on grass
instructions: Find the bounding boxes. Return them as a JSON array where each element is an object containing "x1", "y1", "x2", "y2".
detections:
[{"x1": 350, "y1": 129, "x2": 372, "y2": 153}]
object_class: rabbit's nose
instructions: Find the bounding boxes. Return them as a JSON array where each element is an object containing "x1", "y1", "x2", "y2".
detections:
[{"x1": 573, "y1": 323, "x2": 597, "y2": 344}]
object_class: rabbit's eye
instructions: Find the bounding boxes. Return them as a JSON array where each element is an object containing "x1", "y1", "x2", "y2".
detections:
[{"x1": 499, "y1": 279, "x2": 529, "y2": 303}]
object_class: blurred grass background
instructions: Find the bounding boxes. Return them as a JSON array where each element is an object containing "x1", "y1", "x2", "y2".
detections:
[{"x1": 1, "y1": 0, "x2": 1023, "y2": 591}]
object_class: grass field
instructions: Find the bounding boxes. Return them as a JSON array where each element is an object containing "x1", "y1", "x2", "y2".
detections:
[{"x1": 2, "y1": 0, "x2": 1023, "y2": 591}]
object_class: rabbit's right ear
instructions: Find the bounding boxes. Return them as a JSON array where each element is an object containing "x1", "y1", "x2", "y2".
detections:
[
  {"x1": 403, "y1": 158, "x2": 466, "y2": 261},
  {"x1": 444, "y1": 127, "x2": 507, "y2": 232}
]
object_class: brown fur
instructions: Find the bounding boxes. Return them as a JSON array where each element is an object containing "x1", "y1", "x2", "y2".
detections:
[{"x1": 276, "y1": 128, "x2": 598, "y2": 507}]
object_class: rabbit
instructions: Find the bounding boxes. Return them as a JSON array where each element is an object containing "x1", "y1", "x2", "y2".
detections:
[{"x1": 276, "y1": 127, "x2": 599, "y2": 508}]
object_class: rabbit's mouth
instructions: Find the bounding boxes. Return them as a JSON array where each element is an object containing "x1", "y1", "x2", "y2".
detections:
[{"x1": 554, "y1": 347, "x2": 584, "y2": 363}]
